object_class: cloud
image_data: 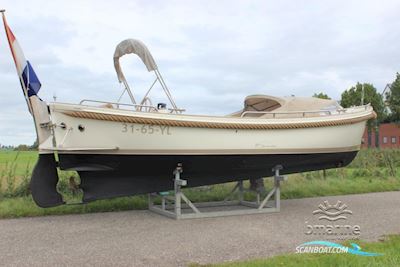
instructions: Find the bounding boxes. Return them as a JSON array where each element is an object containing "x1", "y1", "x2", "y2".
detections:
[{"x1": 0, "y1": 0, "x2": 399, "y2": 145}]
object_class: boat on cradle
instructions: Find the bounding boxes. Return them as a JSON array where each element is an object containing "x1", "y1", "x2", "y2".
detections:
[{"x1": 5, "y1": 35, "x2": 376, "y2": 208}]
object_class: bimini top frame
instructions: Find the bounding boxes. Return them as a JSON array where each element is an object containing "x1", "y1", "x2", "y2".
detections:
[{"x1": 113, "y1": 39, "x2": 183, "y2": 113}]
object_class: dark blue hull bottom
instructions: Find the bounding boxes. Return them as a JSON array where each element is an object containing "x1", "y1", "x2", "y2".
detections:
[{"x1": 31, "y1": 151, "x2": 358, "y2": 207}]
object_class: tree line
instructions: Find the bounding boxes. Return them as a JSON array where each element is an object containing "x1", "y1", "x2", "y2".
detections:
[{"x1": 314, "y1": 72, "x2": 400, "y2": 124}]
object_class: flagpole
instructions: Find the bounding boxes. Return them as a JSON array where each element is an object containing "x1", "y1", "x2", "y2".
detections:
[{"x1": 1, "y1": 9, "x2": 33, "y2": 114}]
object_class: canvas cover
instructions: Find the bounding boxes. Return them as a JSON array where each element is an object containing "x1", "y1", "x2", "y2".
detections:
[
  {"x1": 244, "y1": 95, "x2": 339, "y2": 112},
  {"x1": 244, "y1": 95, "x2": 285, "y2": 111},
  {"x1": 240, "y1": 95, "x2": 341, "y2": 118},
  {"x1": 113, "y1": 39, "x2": 158, "y2": 83},
  {"x1": 274, "y1": 96, "x2": 339, "y2": 112}
]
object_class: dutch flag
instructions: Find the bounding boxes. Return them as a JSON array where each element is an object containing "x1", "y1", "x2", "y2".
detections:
[{"x1": 2, "y1": 12, "x2": 41, "y2": 98}]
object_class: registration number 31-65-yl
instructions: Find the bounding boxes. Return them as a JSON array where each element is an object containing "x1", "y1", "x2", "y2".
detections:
[{"x1": 121, "y1": 123, "x2": 172, "y2": 135}]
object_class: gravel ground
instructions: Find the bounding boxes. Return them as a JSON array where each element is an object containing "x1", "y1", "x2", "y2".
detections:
[{"x1": 1, "y1": 191, "x2": 399, "y2": 267}]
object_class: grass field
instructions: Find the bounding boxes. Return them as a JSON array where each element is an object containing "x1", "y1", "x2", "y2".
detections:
[
  {"x1": 0, "y1": 150, "x2": 37, "y2": 178},
  {"x1": 0, "y1": 149, "x2": 399, "y2": 218},
  {"x1": 192, "y1": 235, "x2": 400, "y2": 267}
]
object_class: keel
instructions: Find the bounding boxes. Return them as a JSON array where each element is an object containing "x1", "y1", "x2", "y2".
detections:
[{"x1": 30, "y1": 154, "x2": 64, "y2": 208}]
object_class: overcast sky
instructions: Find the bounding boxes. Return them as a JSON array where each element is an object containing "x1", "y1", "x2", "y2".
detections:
[{"x1": 0, "y1": 0, "x2": 399, "y2": 145}]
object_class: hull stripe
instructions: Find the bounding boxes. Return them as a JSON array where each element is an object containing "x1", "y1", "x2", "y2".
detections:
[{"x1": 41, "y1": 145, "x2": 361, "y2": 155}]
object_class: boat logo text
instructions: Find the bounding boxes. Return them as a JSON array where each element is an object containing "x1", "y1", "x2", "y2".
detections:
[{"x1": 304, "y1": 200, "x2": 360, "y2": 239}]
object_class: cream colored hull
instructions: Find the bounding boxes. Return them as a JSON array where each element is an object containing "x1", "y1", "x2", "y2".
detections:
[
  {"x1": 38, "y1": 103, "x2": 372, "y2": 155},
  {"x1": 31, "y1": 101, "x2": 374, "y2": 208}
]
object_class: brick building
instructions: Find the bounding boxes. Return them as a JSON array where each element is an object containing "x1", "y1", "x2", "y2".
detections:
[{"x1": 361, "y1": 123, "x2": 400, "y2": 148}]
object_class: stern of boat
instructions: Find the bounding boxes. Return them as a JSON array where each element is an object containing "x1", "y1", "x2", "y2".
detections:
[{"x1": 30, "y1": 96, "x2": 64, "y2": 207}]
